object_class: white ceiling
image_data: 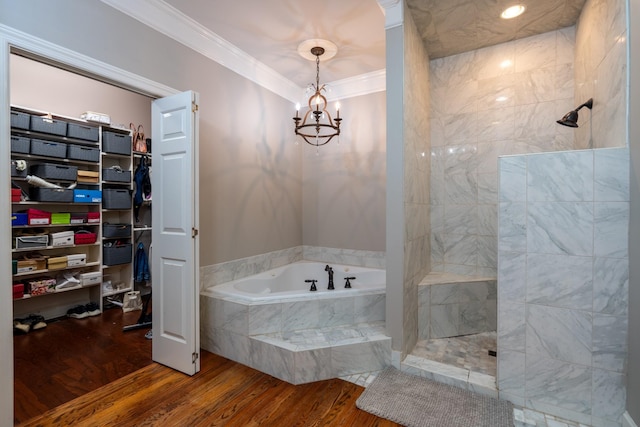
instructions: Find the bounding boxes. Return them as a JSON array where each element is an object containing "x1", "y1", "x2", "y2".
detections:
[
  {"x1": 163, "y1": 0, "x2": 386, "y2": 87},
  {"x1": 107, "y1": 0, "x2": 586, "y2": 94}
]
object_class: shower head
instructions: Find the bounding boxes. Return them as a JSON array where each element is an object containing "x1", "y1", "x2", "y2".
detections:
[{"x1": 556, "y1": 98, "x2": 593, "y2": 127}]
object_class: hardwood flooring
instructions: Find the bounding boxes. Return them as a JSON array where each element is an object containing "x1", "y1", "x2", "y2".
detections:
[
  {"x1": 14, "y1": 308, "x2": 398, "y2": 426},
  {"x1": 14, "y1": 307, "x2": 153, "y2": 424}
]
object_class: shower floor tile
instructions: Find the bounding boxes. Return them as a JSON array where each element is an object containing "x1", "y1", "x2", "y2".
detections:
[{"x1": 410, "y1": 332, "x2": 497, "y2": 377}]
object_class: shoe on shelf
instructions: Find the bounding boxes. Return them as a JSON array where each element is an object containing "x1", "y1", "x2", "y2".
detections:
[
  {"x1": 67, "y1": 305, "x2": 89, "y2": 319},
  {"x1": 26, "y1": 314, "x2": 47, "y2": 330},
  {"x1": 85, "y1": 302, "x2": 101, "y2": 317},
  {"x1": 13, "y1": 319, "x2": 30, "y2": 334}
]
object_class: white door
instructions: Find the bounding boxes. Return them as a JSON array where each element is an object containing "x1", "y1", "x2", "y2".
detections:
[{"x1": 151, "y1": 91, "x2": 200, "y2": 375}]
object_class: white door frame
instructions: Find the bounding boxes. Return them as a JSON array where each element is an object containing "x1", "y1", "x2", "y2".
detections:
[{"x1": 0, "y1": 23, "x2": 181, "y2": 427}]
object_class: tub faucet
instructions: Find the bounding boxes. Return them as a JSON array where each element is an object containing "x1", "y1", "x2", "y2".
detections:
[
  {"x1": 305, "y1": 279, "x2": 317, "y2": 292},
  {"x1": 324, "y1": 265, "x2": 334, "y2": 290},
  {"x1": 344, "y1": 276, "x2": 355, "y2": 288}
]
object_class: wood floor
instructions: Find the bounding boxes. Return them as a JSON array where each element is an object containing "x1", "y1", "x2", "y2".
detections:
[
  {"x1": 14, "y1": 308, "x2": 398, "y2": 426},
  {"x1": 14, "y1": 307, "x2": 153, "y2": 424}
]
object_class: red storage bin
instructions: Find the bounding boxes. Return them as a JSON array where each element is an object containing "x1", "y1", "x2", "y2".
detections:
[
  {"x1": 26, "y1": 208, "x2": 51, "y2": 225},
  {"x1": 87, "y1": 212, "x2": 100, "y2": 223},
  {"x1": 13, "y1": 283, "x2": 24, "y2": 299},
  {"x1": 11, "y1": 188, "x2": 21, "y2": 202},
  {"x1": 74, "y1": 230, "x2": 97, "y2": 245}
]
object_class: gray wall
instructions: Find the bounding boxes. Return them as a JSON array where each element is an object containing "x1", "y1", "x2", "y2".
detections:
[
  {"x1": 0, "y1": 0, "x2": 303, "y2": 268},
  {"x1": 10, "y1": 55, "x2": 152, "y2": 130},
  {"x1": 627, "y1": 0, "x2": 640, "y2": 421},
  {"x1": 302, "y1": 91, "x2": 386, "y2": 252}
]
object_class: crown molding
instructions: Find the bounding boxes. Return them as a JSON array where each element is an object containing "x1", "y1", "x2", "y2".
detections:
[
  {"x1": 101, "y1": 0, "x2": 385, "y2": 103},
  {"x1": 101, "y1": 0, "x2": 302, "y2": 103},
  {"x1": 0, "y1": 24, "x2": 176, "y2": 97},
  {"x1": 325, "y1": 69, "x2": 386, "y2": 102},
  {"x1": 376, "y1": 0, "x2": 404, "y2": 29}
]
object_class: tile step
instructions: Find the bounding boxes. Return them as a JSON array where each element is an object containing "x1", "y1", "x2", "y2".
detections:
[
  {"x1": 401, "y1": 353, "x2": 498, "y2": 398},
  {"x1": 250, "y1": 321, "x2": 388, "y2": 351},
  {"x1": 248, "y1": 321, "x2": 391, "y2": 385}
]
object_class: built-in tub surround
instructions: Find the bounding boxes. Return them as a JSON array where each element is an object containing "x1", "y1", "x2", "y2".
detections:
[
  {"x1": 418, "y1": 272, "x2": 497, "y2": 341},
  {"x1": 200, "y1": 261, "x2": 388, "y2": 384},
  {"x1": 210, "y1": 261, "x2": 385, "y2": 302},
  {"x1": 199, "y1": 245, "x2": 385, "y2": 292},
  {"x1": 497, "y1": 147, "x2": 629, "y2": 426}
]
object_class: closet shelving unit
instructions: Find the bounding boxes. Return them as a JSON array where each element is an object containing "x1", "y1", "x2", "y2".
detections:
[
  {"x1": 9, "y1": 105, "x2": 135, "y2": 319},
  {"x1": 101, "y1": 126, "x2": 135, "y2": 307}
]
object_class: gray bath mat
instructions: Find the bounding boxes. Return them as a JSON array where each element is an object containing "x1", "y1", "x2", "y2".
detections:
[{"x1": 356, "y1": 367, "x2": 513, "y2": 427}]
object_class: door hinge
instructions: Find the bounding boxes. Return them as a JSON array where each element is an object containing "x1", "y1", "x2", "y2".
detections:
[
  {"x1": 192, "y1": 103, "x2": 199, "y2": 113},
  {"x1": 192, "y1": 352, "x2": 199, "y2": 364},
  {"x1": 192, "y1": 227, "x2": 199, "y2": 238}
]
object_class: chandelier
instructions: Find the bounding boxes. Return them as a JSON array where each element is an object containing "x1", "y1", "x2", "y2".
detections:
[{"x1": 293, "y1": 46, "x2": 342, "y2": 147}]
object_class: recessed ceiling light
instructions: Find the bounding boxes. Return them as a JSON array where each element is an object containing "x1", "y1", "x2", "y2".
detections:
[
  {"x1": 500, "y1": 59, "x2": 513, "y2": 68},
  {"x1": 501, "y1": 5, "x2": 526, "y2": 19}
]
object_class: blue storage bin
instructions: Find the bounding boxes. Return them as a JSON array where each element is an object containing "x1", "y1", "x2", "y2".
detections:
[
  {"x1": 11, "y1": 213, "x2": 28, "y2": 226},
  {"x1": 73, "y1": 189, "x2": 102, "y2": 203}
]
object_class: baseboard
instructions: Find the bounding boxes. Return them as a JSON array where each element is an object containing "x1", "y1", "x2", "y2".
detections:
[{"x1": 623, "y1": 411, "x2": 639, "y2": 427}]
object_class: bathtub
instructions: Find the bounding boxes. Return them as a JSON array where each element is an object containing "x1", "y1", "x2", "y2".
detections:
[
  {"x1": 206, "y1": 260, "x2": 385, "y2": 302},
  {"x1": 200, "y1": 260, "x2": 388, "y2": 383}
]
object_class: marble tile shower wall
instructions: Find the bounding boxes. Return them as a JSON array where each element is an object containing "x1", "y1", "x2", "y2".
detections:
[
  {"x1": 497, "y1": 147, "x2": 629, "y2": 426},
  {"x1": 430, "y1": 28, "x2": 577, "y2": 276},
  {"x1": 574, "y1": 0, "x2": 627, "y2": 149},
  {"x1": 402, "y1": 10, "x2": 431, "y2": 356}
]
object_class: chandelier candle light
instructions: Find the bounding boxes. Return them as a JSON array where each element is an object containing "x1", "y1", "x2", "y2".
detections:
[{"x1": 293, "y1": 45, "x2": 342, "y2": 147}]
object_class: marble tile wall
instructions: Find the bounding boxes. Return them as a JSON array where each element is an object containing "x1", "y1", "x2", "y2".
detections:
[
  {"x1": 402, "y1": 9, "x2": 431, "y2": 356},
  {"x1": 574, "y1": 0, "x2": 627, "y2": 149},
  {"x1": 199, "y1": 245, "x2": 385, "y2": 291},
  {"x1": 418, "y1": 278, "x2": 497, "y2": 340},
  {"x1": 430, "y1": 28, "x2": 576, "y2": 276},
  {"x1": 497, "y1": 147, "x2": 629, "y2": 426}
]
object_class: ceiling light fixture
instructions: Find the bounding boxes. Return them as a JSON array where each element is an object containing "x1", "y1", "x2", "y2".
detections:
[
  {"x1": 500, "y1": 5, "x2": 526, "y2": 19},
  {"x1": 294, "y1": 44, "x2": 342, "y2": 147},
  {"x1": 556, "y1": 98, "x2": 593, "y2": 127}
]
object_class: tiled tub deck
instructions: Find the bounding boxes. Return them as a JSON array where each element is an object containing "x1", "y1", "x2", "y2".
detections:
[{"x1": 200, "y1": 287, "x2": 389, "y2": 385}]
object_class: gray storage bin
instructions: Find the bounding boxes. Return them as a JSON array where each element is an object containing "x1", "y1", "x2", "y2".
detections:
[
  {"x1": 11, "y1": 111, "x2": 30, "y2": 130},
  {"x1": 102, "y1": 188, "x2": 131, "y2": 209},
  {"x1": 102, "y1": 131, "x2": 132, "y2": 155},
  {"x1": 29, "y1": 187, "x2": 74, "y2": 203},
  {"x1": 11, "y1": 162, "x2": 28, "y2": 178},
  {"x1": 103, "y1": 223, "x2": 132, "y2": 238},
  {"x1": 30, "y1": 163, "x2": 78, "y2": 181},
  {"x1": 30, "y1": 139, "x2": 67, "y2": 158},
  {"x1": 67, "y1": 123, "x2": 99, "y2": 141},
  {"x1": 67, "y1": 144, "x2": 100, "y2": 162},
  {"x1": 102, "y1": 168, "x2": 131, "y2": 183},
  {"x1": 103, "y1": 243, "x2": 132, "y2": 266},
  {"x1": 15, "y1": 235, "x2": 49, "y2": 249},
  {"x1": 30, "y1": 115, "x2": 67, "y2": 136},
  {"x1": 11, "y1": 135, "x2": 30, "y2": 154}
]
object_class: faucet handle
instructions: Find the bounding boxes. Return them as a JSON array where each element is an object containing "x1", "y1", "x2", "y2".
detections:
[
  {"x1": 305, "y1": 279, "x2": 317, "y2": 292},
  {"x1": 344, "y1": 276, "x2": 356, "y2": 288}
]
